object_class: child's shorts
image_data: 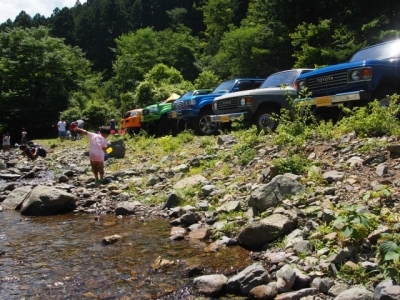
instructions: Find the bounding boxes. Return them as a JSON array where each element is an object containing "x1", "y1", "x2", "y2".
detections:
[{"x1": 90, "y1": 161, "x2": 104, "y2": 174}]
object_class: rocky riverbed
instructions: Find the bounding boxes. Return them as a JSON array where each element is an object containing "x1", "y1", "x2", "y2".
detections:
[{"x1": 1, "y1": 132, "x2": 400, "y2": 299}]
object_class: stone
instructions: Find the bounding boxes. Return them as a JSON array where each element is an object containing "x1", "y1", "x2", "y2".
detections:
[
  {"x1": 217, "y1": 135, "x2": 237, "y2": 145},
  {"x1": 237, "y1": 213, "x2": 296, "y2": 248},
  {"x1": 20, "y1": 186, "x2": 77, "y2": 216},
  {"x1": 201, "y1": 184, "x2": 218, "y2": 196},
  {"x1": 115, "y1": 202, "x2": 137, "y2": 215},
  {"x1": 335, "y1": 286, "x2": 374, "y2": 300},
  {"x1": 292, "y1": 240, "x2": 313, "y2": 255},
  {"x1": 164, "y1": 192, "x2": 179, "y2": 209},
  {"x1": 292, "y1": 268, "x2": 310, "y2": 290},
  {"x1": 248, "y1": 175, "x2": 305, "y2": 212},
  {"x1": 328, "y1": 284, "x2": 349, "y2": 297},
  {"x1": 193, "y1": 274, "x2": 228, "y2": 297},
  {"x1": 276, "y1": 264, "x2": 296, "y2": 293},
  {"x1": 323, "y1": 170, "x2": 345, "y2": 183},
  {"x1": 216, "y1": 200, "x2": 241, "y2": 213},
  {"x1": 151, "y1": 256, "x2": 176, "y2": 271},
  {"x1": 2, "y1": 186, "x2": 32, "y2": 210},
  {"x1": 189, "y1": 228, "x2": 210, "y2": 240},
  {"x1": 311, "y1": 277, "x2": 334, "y2": 293},
  {"x1": 173, "y1": 174, "x2": 207, "y2": 189},
  {"x1": 180, "y1": 211, "x2": 201, "y2": 226},
  {"x1": 274, "y1": 288, "x2": 317, "y2": 300},
  {"x1": 102, "y1": 234, "x2": 122, "y2": 245},
  {"x1": 171, "y1": 164, "x2": 189, "y2": 173},
  {"x1": 387, "y1": 144, "x2": 400, "y2": 154},
  {"x1": 248, "y1": 282, "x2": 277, "y2": 300},
  {"x1": 0, "y1": 182, "x2": 15, "y2": 192},
  {"x1": 376, "y1": 164, "x2": 388, "y2": 176},
  {"x1": 374, "y1": 280, "x2": 399, "y2": 300},
  {"x1": 227, "y1": 263, "x2": 269, "y2": 294}
]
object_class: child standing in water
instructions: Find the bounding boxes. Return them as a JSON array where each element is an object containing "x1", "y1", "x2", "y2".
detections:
[{"x1": 74, "y1": 126, "x2": 111, "y2": 185}]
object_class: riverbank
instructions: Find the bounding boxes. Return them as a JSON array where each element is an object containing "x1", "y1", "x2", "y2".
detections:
[{"x1": 1, "y1": 122, "x2": 400, "y2": 299}]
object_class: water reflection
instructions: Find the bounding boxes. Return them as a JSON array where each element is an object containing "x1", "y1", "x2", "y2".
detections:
[{"x1": 0, "y1": 211, "x2": 250, "y2": 299}]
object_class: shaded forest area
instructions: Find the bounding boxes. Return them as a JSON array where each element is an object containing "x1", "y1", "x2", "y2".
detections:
[{"x1": 1, "y1": 0, "x2": 400, "y2": 138}]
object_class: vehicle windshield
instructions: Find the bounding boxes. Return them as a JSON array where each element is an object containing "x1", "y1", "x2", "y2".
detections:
[
  {"x1": 212, "y1": 80, "x2": 235, "y2": 94},
  {"x1": 350, "y1": 40, "x2": 400, "y2": 62},
  {"x1": 181, "y1": 91, "x2": 194, "y2": 98},
  {"x1": 260, "y1": 71, "x2": 299, "y2": 88}
]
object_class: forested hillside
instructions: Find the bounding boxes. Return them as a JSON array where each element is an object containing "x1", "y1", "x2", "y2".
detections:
[{"x1": 0, "y1": 0, "x2": 399, "y2": 138}]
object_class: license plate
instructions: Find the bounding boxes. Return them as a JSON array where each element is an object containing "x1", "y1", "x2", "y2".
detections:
[
  {"x1": 171, "y1": 111, "x2": 177, "y2": 118},
  {"x1": 220, "y1": 115, "x2": 229, "y2": 123},
  {"x1": 316, "y1": 96, "x2": 332, "y2": 107}
]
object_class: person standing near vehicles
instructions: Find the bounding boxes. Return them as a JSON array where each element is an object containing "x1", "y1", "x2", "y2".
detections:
[
  {"x1": 57, "y1": 118, "x2": 67, "y2": 142},
  {"x1": 74, "y1": 126, "x2": 110, "y2": 185},
  {"x1": 21, "y1": 128, "x2": 28, "y2": 144},
  {"x1": 76, "y1": 119, "x2": 85, "y2": 140},
  {"x1": 2, "y1": 132, "x2": 10, "y2": 152},
  {"x1": 109, "y1": 119, "x2": 116, "y2": 134},
  {"x1": 69, "y1": 121, "x2": 77, "y2": 140}
]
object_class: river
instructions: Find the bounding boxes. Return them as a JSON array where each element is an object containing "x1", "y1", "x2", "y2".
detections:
[{"x1": 0, "y1": 211, "x2": 250, "y2": 299}]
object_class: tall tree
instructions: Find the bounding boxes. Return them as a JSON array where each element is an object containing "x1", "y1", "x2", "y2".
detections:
[{"x1": 0, "y1": 27, "x2": 92, "y2": 138}]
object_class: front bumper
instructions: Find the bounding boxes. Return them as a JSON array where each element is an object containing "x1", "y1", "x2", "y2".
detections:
[
  {"x1": 209, "y1": 112, "x2": 250, "y2": 123},
  {"x1": 168, "y1": 109, "x2": 199, "y2": 120},
  {"x1": 294, "y1": 91, "x2": 371, "y2": 107}
]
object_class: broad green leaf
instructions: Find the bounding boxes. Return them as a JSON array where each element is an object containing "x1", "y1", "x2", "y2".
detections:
[
  {"x1": 341, "y1": 225, "x2": 353, "y2": 237},
  {"x1": 379, "y1": 240, "x2": 400, "y2": 261}
]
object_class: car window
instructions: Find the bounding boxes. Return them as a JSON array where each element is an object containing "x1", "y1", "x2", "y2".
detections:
[
  {"x1": 350, "y1": 40, "x2": 400, "y2": 62},
  {"x1": 212, "y1": 80, "x2": 235, "y2": 94},
  {"x1": 260, "y1": 71, "x2": 300, "y2": 88}
]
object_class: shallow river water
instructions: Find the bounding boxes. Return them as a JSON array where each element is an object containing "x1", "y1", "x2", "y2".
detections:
[{"x1": 0, "y1": 211, "x2": 250, "y2": 299}]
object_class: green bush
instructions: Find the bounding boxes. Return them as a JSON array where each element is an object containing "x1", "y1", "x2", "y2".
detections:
[
  {"x1": 335, "y1": 96, "x2": 400, "y2": 137},
  {"x1": 272, "y1": 154, "x2": 311, "y2": 174}
]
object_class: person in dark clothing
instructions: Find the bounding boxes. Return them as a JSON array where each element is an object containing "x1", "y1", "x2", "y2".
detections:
[
  {"x1": 109, "y1": 119, "x2": 116, "y2": 134},
  {"x1": 19, "y1": 144, "x2": 38, "y2": 160}
]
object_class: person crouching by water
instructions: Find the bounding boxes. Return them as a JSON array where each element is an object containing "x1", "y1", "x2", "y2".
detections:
[
  {"x1": 74, "y1": 126, "x2": 111, "y2": 185},
  {"x1": 19, "y1": 144, "x2": 38, "y2": 160}
]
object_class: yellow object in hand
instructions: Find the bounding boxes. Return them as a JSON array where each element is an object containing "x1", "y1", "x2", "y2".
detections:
[{"x1": 106, "y1": 147, "x2": 113, "y2": 154}]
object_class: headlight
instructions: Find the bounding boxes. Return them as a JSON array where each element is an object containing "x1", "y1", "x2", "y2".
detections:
[
  {"x1": 240, "y1": 98, "x2": 246, "y2": 106},
  {"x1": 149, "y1": 107, "x2": 159, "y2": 113},
  {"x1": 183, "y1": 99, "x2": 196, "y2": 106},
  {"x1": 348, "y1": 68, "x2": 372, "y2": 82},
  {"x1": 298, "y1": 80, "x2": 306, "y2": 90},
  {"x1": 213, "y1": 102, "x2": 218, "y2": 110},
  {"x1": 351, "y1": 70, "x2": 360, "y2": 81}
]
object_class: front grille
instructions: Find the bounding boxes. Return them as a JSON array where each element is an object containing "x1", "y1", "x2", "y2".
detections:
[
  {"x1": 215, "y1": 98, "x2": 239, "y2": 110},
  {"x1": 173, "y1": 102, "x2": 183, "y2": 110},
  {"x1": 307, "y1": 70, "x2": 348, "y2": 92},
  {"x1": 142, "y1": 109, "x2": 150, "y2": 116}
]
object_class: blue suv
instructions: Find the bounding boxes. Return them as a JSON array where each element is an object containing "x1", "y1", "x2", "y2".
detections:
[
  {"x1": 169, "y1": 78, "x2": 265, "y2": 135},
  {"x1": 295, "y1": 39, "x2": 400, "y2": 112}
]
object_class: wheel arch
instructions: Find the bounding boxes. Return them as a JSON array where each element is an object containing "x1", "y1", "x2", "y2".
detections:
[{"x1": 255, "y1": 102, "x2": 282, "y2": 115}]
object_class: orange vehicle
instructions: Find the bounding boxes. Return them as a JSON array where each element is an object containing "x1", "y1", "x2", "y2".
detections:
[{"x1": 120, "y1": 108, "x2": 142, "y2": 135}]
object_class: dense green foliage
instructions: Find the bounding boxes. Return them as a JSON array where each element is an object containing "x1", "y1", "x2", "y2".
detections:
[{"x1": 0, "y1": 0, "x2": 399, "y2": 137}]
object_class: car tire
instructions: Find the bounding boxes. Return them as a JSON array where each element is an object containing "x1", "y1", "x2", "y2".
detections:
[
  {"x1": 374, "y1": 85, "x2": 399, "y2": 107},
  {"x1": 254, "y1": 107, "x2": 279, "y2": 132},
  {"x1": 158, "y1": 115, "x2": 177, "y2": 136},
  {"x1": 194, "y1": 110, "x2": 219, "y2": 136}
]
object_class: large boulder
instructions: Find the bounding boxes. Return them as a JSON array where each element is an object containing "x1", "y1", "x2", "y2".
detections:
[
  {"x1": 238, "y1": 213, "x2": 296, "y2": 249},
  {"x1": 20, "y1": 185, "x2": 77, "y2": 216},
  {"x1": 2, "y1": 186, "x2": 33, "y2": 210},
  {"x1": 248, "y1": 175, "x2": 305, "y2": 212},
  {"x1": 193, "y1": 274, "x2": 228, "y2": 297},
  {"x1": 227, "y1": 263, "x2": 269, "y2": 295}
]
